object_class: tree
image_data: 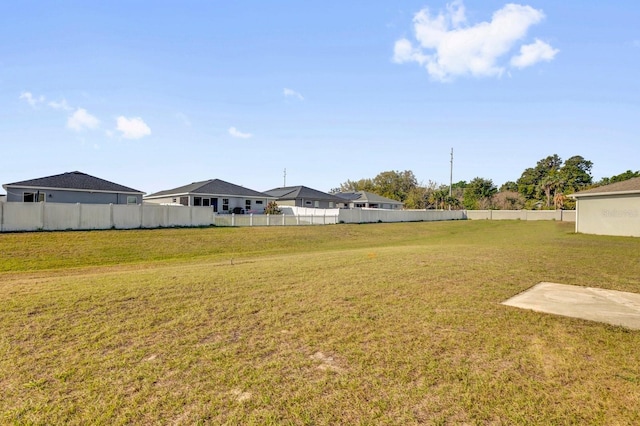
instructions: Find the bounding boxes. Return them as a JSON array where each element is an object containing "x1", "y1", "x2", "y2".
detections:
[
  {"x1": 373, "y1": 170, "x2": 418, "y2": 202},
  {"x1": 264, "y1": 201, "x2": 282, "y2": 215},
  {"x1": 493, "y1": 191, "x2": 525, "y2": 210},
  {"x1": 560, "y1": 155, "x2": 593, "y2": 194},
  {"x1": 336, "y1": 170, "x2": 418, "y2": 203},
  {"x1": 338, "y1": 178, "x2": 375, "y2": 193},
  {"x1": 516, "y1": 154, "x2": 563, "y2": 201},
  {"x1": 598, "y1": 170, "x2": 640, "y2": 186},
  {"x1": 500, "y1": 181, "x2": 518, "y2": 192},
  {"x1": 404, "y1": 186, "x2": 428, "y2": 209},
  {"x1": 463, "y1": 177, "x2": 497, "y2": 209}
]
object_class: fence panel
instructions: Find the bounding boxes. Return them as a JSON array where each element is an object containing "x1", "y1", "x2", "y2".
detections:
[{"x1": 1, "y1": 203, "x2": 43, "y2": 231}]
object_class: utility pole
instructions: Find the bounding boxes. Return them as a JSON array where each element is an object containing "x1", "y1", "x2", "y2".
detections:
[
  {"x1": 449, "y1": 148, "x2": 453, "y2": 198},
  {"x1": 283, "y1": 168, "x2": 287, "y2": 187},
  {"x1": 449, "y1": 148, "x2": 453, "y2": 211}
]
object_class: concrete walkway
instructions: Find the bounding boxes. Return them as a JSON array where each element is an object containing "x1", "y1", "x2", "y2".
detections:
[{"x1": 502, "y1": 282, "x2": 640, "y2": 330}]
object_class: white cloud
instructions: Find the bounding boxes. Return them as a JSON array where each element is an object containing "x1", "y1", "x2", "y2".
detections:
[
  {"x1": 19, "y1": 91, "x2": 45, "y2": 108},
  {"x1": 510, "y1": 39, "x2": 559, "y2": 68},
  {"x1": 228, "y1": 127, "x2": 252, "y2": 139},
  {"x1": 67, "y1": 108, "x2": 100, "y2": 131},
  {"x1": 116, "y1": 116, "x2": 151, "y2": 139},
  {"x1": 283, "y1": 88, "x2": 304, "y2": 101},
  {"x1": 394, "y1": 1, "x2": 556, "y2": 81},
  {"x1": 48, "y1": 99, "x2": 73, "y2": 111}
]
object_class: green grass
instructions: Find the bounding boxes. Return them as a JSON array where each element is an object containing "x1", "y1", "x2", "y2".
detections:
[{"x1": 1, "y1": 221, "x2": 639, "y2": 424}]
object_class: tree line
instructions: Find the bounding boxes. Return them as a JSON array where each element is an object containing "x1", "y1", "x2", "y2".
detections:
[{"x1": 332, "y1": 155, "x2": 639, "y2": 210}]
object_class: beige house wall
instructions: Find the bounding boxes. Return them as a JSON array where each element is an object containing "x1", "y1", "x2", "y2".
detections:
[{"x1": 576, "y1": 194, "x2": 640, "y2": 237}]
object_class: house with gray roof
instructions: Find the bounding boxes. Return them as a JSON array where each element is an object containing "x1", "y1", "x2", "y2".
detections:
[
  {"x1": 144, "y1": 179, "x2": 275, "y2": 214},
  {"x1": 263, "y1": 186, "x2": 344, "y2": 209},
  {"x1": 569, "y1": 177, "x2": 640, "y2": 237},
  {"x1": 334, "y1": 191, "x2": 403, "y2": 210},
  {"x1": 2, "y1": 171, "x2": 144, "y2": 204}
]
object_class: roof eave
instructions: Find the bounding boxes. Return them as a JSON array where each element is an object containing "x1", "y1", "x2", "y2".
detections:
[
  {"x1": 570, "y1": 190, "x2": 640, "y2": 199},
  {"x1": 2, "y1": 184, "x2": 144, "y2": 195}
]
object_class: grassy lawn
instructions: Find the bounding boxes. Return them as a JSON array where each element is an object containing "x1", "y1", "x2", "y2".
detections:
[{"x1": 1, "y1": 221, "x2": 639, "y2": 424}]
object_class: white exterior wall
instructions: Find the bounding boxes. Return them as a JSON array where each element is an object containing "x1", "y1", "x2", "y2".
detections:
[{"x1": 576, "y1": 195, "x2": 640, "y2": 237}]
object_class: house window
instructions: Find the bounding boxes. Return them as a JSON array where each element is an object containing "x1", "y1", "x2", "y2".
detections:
[
  {"x1": 194, "y1": 197, "x2": 202, "y2": 206},
  {"x1": 179, "y1": 197, "x2": 188, "y2": 206},
  {"x1": 329, "y1": 202, "x2": 334, "y2": 208},
  {"x1": 222, "y1": 198, "x2": 229, "y2": 211},
  {"x1": 245, "y1": 200, "x2": 251, "y2": 211},
  {"x1": 256, "y1": 200, "x2": 263, "y2": 205},
  {"x1": 127, "y1": 196, "x2": 137, "y2": 205},
  {"x1": 23, "y1": 192, "x2": 45, "y2": 202},
  {"x1": 305, "y1": 201, "x2": 312, "y2": 205},
  {"x1": 355, "y1": 203, "x2": 365, "y2": 208},
  {"x1": 203, "y1": 198, "x2": 210, "y2": 207},
  {"x1": 172, "y1": 198, "x2": 177, "y2": 203},
  {"x1": 314, "y1": 201, "x2": 320, "y2": 208}
]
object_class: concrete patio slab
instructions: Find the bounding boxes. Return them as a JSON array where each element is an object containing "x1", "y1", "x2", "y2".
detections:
[{"x1": 502, "y1": 282, "x2": 640, "y2": 330}]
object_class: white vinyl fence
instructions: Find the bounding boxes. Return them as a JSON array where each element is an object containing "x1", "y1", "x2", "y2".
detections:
[
  {"x1": 0, "y1": 202, "x2": 572, "y2": 232},
  {"x1": 0, "y1": 202, "x2": 215, "y2": 232}
]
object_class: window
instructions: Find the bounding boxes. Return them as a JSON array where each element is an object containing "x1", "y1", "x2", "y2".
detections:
[
  {"x1": 314, "y1": 201, "x2": 319, "y2": 208},
  {"x1": 127, "y1": 196, "x2": 137, "y2": 205},
  {"x1": 203, "y1": 198, "x2": 210, "y2": 207},
  {"x1": 355, "y1": 203, "x2": 365, "y2": 208},
  {"x1": 222, "y1": 198, "x2": 229, "y2": 211},
  {"x1": 172, "y1": 198, "x2": 177, "y2": 203},
  {"x1": 194, "y1": 197, "x2": 202, "y2": 206},
  {"x1": 23, "y1": 192, "x2": 45, "y2": 202},
  {"x1": 245, "y1": 200, "x2": 251, "y2": 211},
  {"x1": 179, "y1": 197, "x2": 188, "y2": 206},
  {"x1": 329, "y1": 202, "x2": 334, "y2": 208},
  {"x1": 256, "y1": 200, "x2": 263, "y2": 205},
  {"x1": 305, "y1": 201, "x2": 312, "y2": 205}
]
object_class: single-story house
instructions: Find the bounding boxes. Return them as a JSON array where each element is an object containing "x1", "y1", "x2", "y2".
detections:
[
  {"x1": 569, "y1": 177, "x2": 640, "y2": 237},
  {"x1": 263, "y1": 186, "x2": 344, "y2": 209},
  {"x1": 334, "y1": 191, "x2": 403, "y2": 210},
  {"x1": 144, "y1": 179, "x2": 275, "y2": 213},
  {"x1": 2, "y1": 171, "x2": 144, "y2": 204}
]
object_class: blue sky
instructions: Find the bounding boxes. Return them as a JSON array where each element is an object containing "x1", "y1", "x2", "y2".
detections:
[{"x1": 1, "y1": 1, "x2": 639, "y2": 195}]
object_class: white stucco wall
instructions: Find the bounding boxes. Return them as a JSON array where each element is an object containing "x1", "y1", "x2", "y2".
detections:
[{"x1": 576, "y1": 194, "x2": 640, "y2": 237}]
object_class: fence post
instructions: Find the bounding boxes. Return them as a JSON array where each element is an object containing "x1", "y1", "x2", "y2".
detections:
[
  {"x1": 231, "y1": 213, "x2": 235, "y2": 227},
  {"x1": 110, "y1": 203, "x2": 114, "y2": 229},
  {"x1": 282, "y1": 214, "x2": 285, "y2": 226},
  {"x1": 40, "y1": 202, "x2": 45, "y2": 230},
  {"x1": 77, "y1": 203, "x2": 82, "y2": 229},
  {"x1": 250, "y1": 213, "x2": 253, "y2": 227},
  {"x1": 267, "y1": 214, "x2": 270, "y2": 226}
]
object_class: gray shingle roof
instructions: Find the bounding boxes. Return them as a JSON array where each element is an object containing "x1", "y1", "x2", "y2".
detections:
[
  {"x1": 335, "y1": 191, "x2": 403, "y2": 205},
  {"x1": 263, "y1": 186, "x2": 343, "y2": 202},
  {"x1": 145, "y1": 179, "x2": 272, "y2": 199},
  {"x1": 571, "y1": 177, "x2": 640, "y2": 198},
  {"x1": 3, "y1": 171, "x2": 143, "y2": 194}
]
